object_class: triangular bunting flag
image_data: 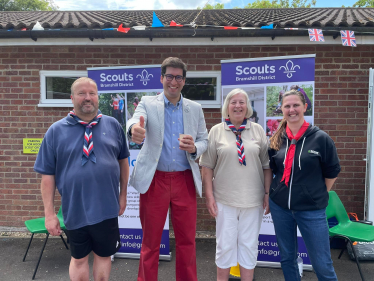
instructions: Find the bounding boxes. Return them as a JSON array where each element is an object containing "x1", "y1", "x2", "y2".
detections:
[
  {"x1": 308, "y1": 29, "x2": 325, "y2": 42},
  {"x1": 152, "y1": 11, "x2": 164, "y2": 27},
  {"x1": 261, "y1": 23, "x2": 273, "y2": 29},
  {"x1": 117, "y1": 24, "x2": 130, "y2": 33},
  {"x1": 170, "y1": 20, "x2": 183, "y2": 27},
  {"x1": 32, "y1": 21, "x2": 44, "y2": 31},
  {"x1": 340, "y1": 30, "x2": 356, "y2": 47},
  {"x1": 224, "y1": 26, "x2": 238, "y2": 30},
  {"x1": 133, "y1": 26, "x2": 146, "y2": 30}
]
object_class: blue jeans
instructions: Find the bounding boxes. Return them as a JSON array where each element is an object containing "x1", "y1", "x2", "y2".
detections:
[{"x1": 270, "y1": 198, "x2": 337, "y2": 281}]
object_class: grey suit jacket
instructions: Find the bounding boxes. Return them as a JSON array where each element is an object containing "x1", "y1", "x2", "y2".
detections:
[{"x1": 126, "y1": 93, "x2": 208, "y2": 197}]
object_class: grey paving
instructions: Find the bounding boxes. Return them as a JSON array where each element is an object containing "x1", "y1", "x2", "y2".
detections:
[{"x1": 0, "y1": 236, "x2": 373, "y2": 281}]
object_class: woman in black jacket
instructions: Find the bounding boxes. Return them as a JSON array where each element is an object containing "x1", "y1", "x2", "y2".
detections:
[{"x1": 268, "y1": 90, "x2": 340, "y2": 281}]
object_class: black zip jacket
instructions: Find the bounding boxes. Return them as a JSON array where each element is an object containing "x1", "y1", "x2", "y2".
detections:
[{"x1": 268, "y1": 125, "x2": 341, "y2": 211}]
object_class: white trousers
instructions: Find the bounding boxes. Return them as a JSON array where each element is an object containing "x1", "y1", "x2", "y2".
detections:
[{"x1": 215, "y1": 202, "x2": 263, "y2": 269}]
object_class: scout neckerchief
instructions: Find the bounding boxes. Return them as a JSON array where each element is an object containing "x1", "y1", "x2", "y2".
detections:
[
  {"x1": 225, "y1": 118, "x2": 247, "y2": 166},
  {"x1": 281, "y1": 120, "x2": 309, "y2": 186},
  {"x1": 69, "y1": 110, "x2": 102, "y2": 166}
]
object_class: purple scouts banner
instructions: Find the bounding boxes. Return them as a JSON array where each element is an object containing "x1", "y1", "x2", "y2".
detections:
[
  {"x1": 88, "y1": 65, "x2": 170, "y2": 260},
  {"x1": 88, "y1": 65, "x2": 163, "y2": 92},
  {"x1": 221, "y1": 56, "x2": 315, "y2": 86},
  {"x1": 221, "y1": 55, "x2": 316, "y2": 270}
]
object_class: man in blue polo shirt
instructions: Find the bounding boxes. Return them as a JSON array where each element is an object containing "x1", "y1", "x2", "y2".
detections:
[{"x1": 34, "y1": 77, "x2": 129, "y2": 281}]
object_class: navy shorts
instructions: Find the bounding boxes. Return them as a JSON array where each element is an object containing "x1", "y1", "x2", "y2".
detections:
[{"x1": 65, "y1": 217, "x2": 121, "y2": 259}]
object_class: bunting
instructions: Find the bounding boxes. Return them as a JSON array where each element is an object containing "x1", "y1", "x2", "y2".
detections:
[
  {"x1": 117, "y1": 24, "x2": 130, "y2": 33},
  {"x1": 170, "y1": 20, "x2": 183, "y2": 27},
  {"x1": 13, "y1": 11, "x2": 365, "y2": 48},
  {"x1": 308, "y1": 29, "x2": 324, "y2": 42},
  {"x1": 133, "y1": 26, "x2": 146, "y2": 30},
  {"x1": 261, "y1": 23, "x2": 274, "y2": 29},
  {"x1": 340, "y1": 30, "x2": 356, "y2": 47},
  {"x1": 32, "y1": 21, "x2": 44, "y2": 31},
  {"x1": 152, "y1": 11, "x2": 164, "y2": 27}
]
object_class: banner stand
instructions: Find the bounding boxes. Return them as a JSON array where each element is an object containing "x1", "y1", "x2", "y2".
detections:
[
  {"x1": 88, "y1": 65, "x2": 171, "y2": 261},
  {"x1": 256, "y1": 262, "x2": 313, "y2": 271},
  {"x1": 114, "y1": 253, "x2": 172, "y2": 261},
  {"x1": 221, "y1": 54, "x2": 316, "y2": 270},
  {"x1": 366, "y1": 68, "x2": 374, "y2": 222}
]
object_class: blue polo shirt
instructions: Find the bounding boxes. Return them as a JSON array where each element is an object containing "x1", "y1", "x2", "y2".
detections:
[{"x1": 34, "y1": 114, "x2": 130, "y2": 230}]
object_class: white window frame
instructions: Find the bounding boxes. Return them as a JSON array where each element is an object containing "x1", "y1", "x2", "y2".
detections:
[
  {"x1": 38, "y1": 70, "x2": 87, "y2": 107},
  {"x1": 39, "y1": 70, "x2": 221, "y2": 108},
  {"x1": 185, "y1": 71, "x2": 221, "y2": 108}
]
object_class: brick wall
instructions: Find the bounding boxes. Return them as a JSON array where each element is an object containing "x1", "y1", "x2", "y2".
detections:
[{"x1": 0, "y1": 45, "x2": 373, "y2": 231}]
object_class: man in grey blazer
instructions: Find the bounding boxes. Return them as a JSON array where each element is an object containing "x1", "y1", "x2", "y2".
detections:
[{"x1": 127, "y1": 57, "x2": 208, "y2": 281}]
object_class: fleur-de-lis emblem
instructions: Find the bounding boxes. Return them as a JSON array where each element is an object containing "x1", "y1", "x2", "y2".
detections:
[
  {"x1": 136, "y1": 69, "x2": 153, "y2": 86},
  {"x1": 279, "y1": 60, "x2": 300, "y2": 78}
]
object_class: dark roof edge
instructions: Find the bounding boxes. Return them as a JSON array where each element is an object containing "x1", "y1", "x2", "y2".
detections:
[{"x1": 0, "y1": 27, "x2": 372, "y2": 41}]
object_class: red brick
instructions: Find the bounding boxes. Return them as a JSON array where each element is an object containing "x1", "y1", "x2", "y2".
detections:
[
  {"x1": 60, "y1": 65, "x2": 76, "y2": 70},
  {"x1": 145, "y1": 53, "x2": 161, "y2": 59},
  {"x1": 154, "y1": 48, "x2": 171, "y2": 53},
  {"x1": 196, "y1": 65, "x2": 213, "y2": 71},
  {"x1": 214, "y1": 53, "x2": 232, "y2": 59},
  {"x1": 197, "y1": 53, "x2": 214, "y2": 59},
  {"x1": 316, "y1": 58, "x2": 333, "y2": 64},
  {"x1": 224, "y1": 47, "x2": 242, "y2": 52},
  {"x1": 261, "y1": 47, "x2": 278, "y2": 52},
  {"x1": 59, "y1": 53, "x2": 76, "y2": 59},
  {"x1": 179, "y1": 53, "x2": 197, "y2": 59},
  {"x1": 323, "y1": 64, "x2": 341, "y2": 69},
  {"x1": 135, "y1": 59, "x2": 153, "y2": 65},
  {"x1": 118, "y1": 59, "x2": 136, "y2": 64},
  {"x1": 0, "y1": 44, "x2": 370, "y2": 230},
  {"x1": 190, "y1": 47, "x2": 207, "y2": 53}
]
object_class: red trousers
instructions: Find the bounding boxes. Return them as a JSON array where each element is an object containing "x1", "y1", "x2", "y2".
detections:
[{"x1": 137, "y1": 170, "x2": 197, "y2": 281}]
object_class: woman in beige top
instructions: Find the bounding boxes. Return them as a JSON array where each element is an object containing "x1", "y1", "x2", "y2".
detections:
[{"x1": 200, "y1": 88, "x2": 272, "y2": 281}]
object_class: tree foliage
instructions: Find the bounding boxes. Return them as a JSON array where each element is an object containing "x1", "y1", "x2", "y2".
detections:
[
  {"x1": 245, "y1": 0, "x2": 316, "y2": 8},
  {"x1": 197, "y1": 0, "x2": 317, "y2": 9},
  {"x1": 197, "y1": 3, "x2": 224, "y2": 9},
  {"x1": 353, "y1": 0, "x2": 374, "y2": 7},
  {"x1": 0, "y1": 0, "x2": 58, "y2": 11}
]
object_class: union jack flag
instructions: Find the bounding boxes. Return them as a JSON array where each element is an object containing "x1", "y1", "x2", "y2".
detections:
[
  {"x1": 308, "y1": 29, "x2": 325, "y2": 42},
  {"x1": 340, "y1": 30, "x2": 356, "y2": 47}
]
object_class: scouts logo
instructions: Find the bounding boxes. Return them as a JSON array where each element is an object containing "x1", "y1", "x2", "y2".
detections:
[
  {"x1": 137, "y1": 69, "x2": 153, "y2": 86},
  {"x1": 279, "y1": 60, "x2": 300, "y2": 78}
]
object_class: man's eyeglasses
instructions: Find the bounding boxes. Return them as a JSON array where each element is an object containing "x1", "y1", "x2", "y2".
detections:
[{"x1": 164, "y1": 74, "x2": 184, "y2": 82}]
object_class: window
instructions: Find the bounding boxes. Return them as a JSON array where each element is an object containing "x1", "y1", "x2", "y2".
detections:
[
  {"x1": 39, "y1": 71, "x2": 87, "y2": 107},
  {"x1": 185, "y1": 71, "x2": 221, "y2": 108},
  {"x1": 39, "y1": 70, "x2": 221, "y2": 108}
]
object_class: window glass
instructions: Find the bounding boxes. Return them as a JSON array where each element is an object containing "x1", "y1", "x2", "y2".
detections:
[
  {"x1": 40, "y1": 71, "x2": 220, "y2": 108},
  {"x1": 182, "y1": 77, "x2": 216, "y2": 101},
  {"x1": 46, "y1": 77, "x2": 78, "y2": 99}
]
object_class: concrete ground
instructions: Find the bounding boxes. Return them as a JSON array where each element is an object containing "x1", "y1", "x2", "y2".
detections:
[{"x1": 0, "y1": 236, "x2": 373, "y2": 281}]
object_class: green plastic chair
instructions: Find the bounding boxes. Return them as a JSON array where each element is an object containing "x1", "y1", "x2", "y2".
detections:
[
  {"x1": 23, "y1": 206, "x2": 69, "y2": 280},
  {"x1": 326, "y1": 191, "x2": 374, "y2": 281}
]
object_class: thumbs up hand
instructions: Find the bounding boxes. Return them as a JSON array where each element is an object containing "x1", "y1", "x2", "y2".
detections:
[{"x1": 131, "y1": 116, "x2": 146, "y2": 144}]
